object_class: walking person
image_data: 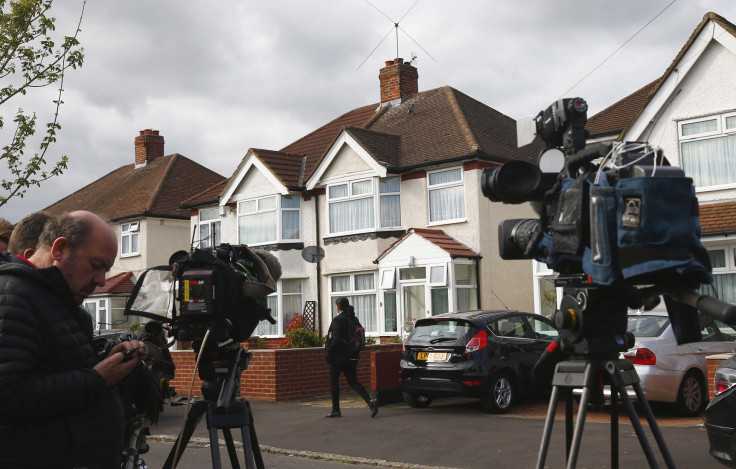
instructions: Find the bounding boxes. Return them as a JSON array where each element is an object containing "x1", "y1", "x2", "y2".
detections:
[{"x1": 324, "y1": 296, "x2": 378, "y2": 418}]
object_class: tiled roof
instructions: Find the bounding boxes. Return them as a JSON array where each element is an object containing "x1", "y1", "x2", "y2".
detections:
[
  {"x1": 271, "y1": 85, "x2": 540, "y2": 186},
  {"x1": 45, "y1": 154, "x2": 225, "y2": 220},
  {"x1": 181, "y1": 178, "x2": 230, "y2": 208},
  {"x1": 280, "y1": 104, "x2": 382, "y2": 178},
  {"x1": 375, "y1": 227, "x2": 481, "y2": 262},
  {"x1": 619, "y1": 12, "x2": 736, "y2": 138},
  {"x1": 700, "y1": 201, "x2": 736, "y2": 235},
  {"x1": 343, "y1": 127, "x2": 401, "y2": 167},
  {"x1": 586, "y1": 79, "x2": 660, "y2": 138},
  {"x1": 367, "y1": 86, "x2": 540, "y2": 170},
  {"x1": 252, "y1": 149, "x2": 305, "y2": 187},
  {"x1": 93, "y1": 271, "x2": 135, "y2": 294}
]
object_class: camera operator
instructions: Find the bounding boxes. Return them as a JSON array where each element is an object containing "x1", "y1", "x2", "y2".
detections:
[{"x1": 0, "y1": 211, "x2": 146, "y2": 469}]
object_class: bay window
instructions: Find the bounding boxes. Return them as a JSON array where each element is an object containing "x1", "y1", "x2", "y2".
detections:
[
  {"x1": 238, "y1": 194, "x2": 300, "y2": 245},
  {"x1": 327, "y1": 176, "x2": 401, "y2": 234},
  {"x1": 252, "y1": 279, "x2": 303, "y2": 337},
  {"x1": 700, "y1": 245, "x2": 736, "y2": 305},
  {"x1": 680, "y1": 113, "x2": 736, "y2": 189},
  {"x1": 330, "y1": 272, "x2": 378, "y2": 333}
]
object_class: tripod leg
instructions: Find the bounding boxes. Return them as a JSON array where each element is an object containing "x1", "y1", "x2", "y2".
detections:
[
  {"x1": 222, "y1": 428, "x2": 241, "y2": 469},
  {"x1": 566, "y1": 384, "x2": 592, "y2": 469},
  {"x1": 246, "y1": 407, "x2": 265, "y2": 469},
  {"x1": 607, "y1": 363, "x2": 660, "y2": 468},
  {"x1": 631, "y1": 381, "x2": 676, "y2": 469},
  {"x1": 611, "y1": 384, "x2": 619, "y2": 469},
  {"x1": 163, "y1": 402, "x2": 208, "y2": 469},
  {"x1": 536, "y1": 385, "x2": 561, "y2": 469}
]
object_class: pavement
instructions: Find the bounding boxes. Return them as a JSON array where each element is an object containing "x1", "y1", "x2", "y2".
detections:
[{"x1": 138, "y1": 393, "x2": 713, "y2": 468}]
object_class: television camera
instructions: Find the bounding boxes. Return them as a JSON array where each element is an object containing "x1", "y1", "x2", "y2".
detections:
[
  {"x1": 482, "y1": 97, "x2": 736, "y2": 468},
  {"x1": 481, "y1": 97, "x2": 736, "y2": 353},
  {"x1": 123, "y1": 243, "x2": 280, "y2": 468}
]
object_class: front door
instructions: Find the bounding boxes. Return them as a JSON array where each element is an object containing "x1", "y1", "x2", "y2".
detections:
[{"x1": 403, "y1": 284, "x2": 426, "y2": 333}]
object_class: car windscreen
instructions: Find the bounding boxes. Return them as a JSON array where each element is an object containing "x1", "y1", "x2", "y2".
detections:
[
  {"x1": 410, "y1": 319, "x2": 476, "y2": 344},
  {"x1": 627, "y1": 315, "x2": 669, "y2": 338}
]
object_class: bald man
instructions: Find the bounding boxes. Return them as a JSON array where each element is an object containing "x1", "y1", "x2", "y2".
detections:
[{"x1": 0, "y1": 211, "x2": 146, "y2": 468}]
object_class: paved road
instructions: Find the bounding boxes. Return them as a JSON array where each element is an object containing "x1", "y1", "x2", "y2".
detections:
[{"x1": 138, "y1": 394, "x2": 713, "y2": 468}]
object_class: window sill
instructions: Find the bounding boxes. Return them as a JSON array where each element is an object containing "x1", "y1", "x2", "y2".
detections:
[
  {"x1": 427, "y1": 218, "x2": 467, "y2": 227},
  {"x1": 120, "y1": 253, "x2": 140, "y2": 258}
]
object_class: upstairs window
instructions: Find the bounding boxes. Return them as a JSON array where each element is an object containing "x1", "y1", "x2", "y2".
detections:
[
  {"x1": 238, "y1": 194, "x2": 300, "y2": 245},
  {"x1": 327, "y1": 176, "x2": 401, "y2": 235},
  {"x1": 679, "y1": 113, "x2": 736, "y2": 189},
  {"x1": 428, "y1": 167, "x2": 465, "y2": 223},
  {"x1": 121, "y1": 222, "x2": 139, "y2": 256},
  {"x1": 198, "y1": 208, "x2": 221, "y2": 249}
]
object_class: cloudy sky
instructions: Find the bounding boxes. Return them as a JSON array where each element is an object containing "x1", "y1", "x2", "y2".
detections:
[{"x1": 3, "y1": 0, "x2": 736, "y2": 222}]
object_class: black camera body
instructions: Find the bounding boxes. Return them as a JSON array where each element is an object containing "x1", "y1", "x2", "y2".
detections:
[
  {"x1": 125, "y1": 244, "x2": 278, "y2": 350},
  {"x1": 170, "y1": 245, "x2": 277, "y2": 346}
]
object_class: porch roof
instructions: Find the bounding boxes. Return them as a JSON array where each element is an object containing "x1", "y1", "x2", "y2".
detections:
[{"x1": 374, "y1": 227, "x2": 481, "y2": 263}]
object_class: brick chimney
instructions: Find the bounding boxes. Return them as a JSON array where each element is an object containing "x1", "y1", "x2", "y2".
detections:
[
  {"x1": 379, "y1": 58, "x2": 418, "y2": 107},
  {"x1": 134, "y1": 129, "x2": 164, "y2": 166}
]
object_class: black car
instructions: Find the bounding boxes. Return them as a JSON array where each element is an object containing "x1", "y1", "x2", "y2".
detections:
[
  {"x1": 706, "y1": 352, "x2": 736, "y2": 467},
  {"x1": 399, "y1": 310, "x2": 559, "y2": 413}
]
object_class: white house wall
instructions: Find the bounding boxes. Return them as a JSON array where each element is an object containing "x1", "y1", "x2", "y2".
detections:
[
  {"x1": 111, "y1": 218, "x2": 190, "y2": 279},
  {"x1": 320, "y1": 144, "x2": 372, "y2": 180},
  {"x1": 626, "y1": 40, "x2": 736, "y2": 204}
]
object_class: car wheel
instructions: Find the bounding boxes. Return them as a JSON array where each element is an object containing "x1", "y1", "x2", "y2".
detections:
[
  {"x1": 674, "y1": 371, "x2": 706, "y2": 417},
  {"x1": 403, "y1": 392, "x2": 433, "y2": 408},
  {"x1": 484, "y1": 373, "x2": 515, "y2": 413}
]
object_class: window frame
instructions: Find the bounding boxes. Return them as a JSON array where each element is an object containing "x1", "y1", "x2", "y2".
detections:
[
  {"x1": 198, "y1": 208, "x2": 221, "y2": 249},
  {"x1": 427, "y1": 166, "x2": 466, "y2": 225},
  {"x1": 329, "y1": 271, "x2": 381, "y2": 334},
  {"x1": 237, "y1": 194, "x2": 301, "y2": 245},
  {"x1": 678, "y1": 112, "x2": 736, "y2": 191},
  {"x1": 252, "y1": 278, "x2": 303, "y2": 338},
  {"x1": 326, "y1": 176, "x2": 402, "y2": 235},
  {"x1": 121, "y1": 221, "x2": 140, "y2": 257}
]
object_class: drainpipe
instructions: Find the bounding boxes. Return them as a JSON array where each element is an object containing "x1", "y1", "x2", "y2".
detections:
[
  {"x1": 315, "y1": 192, "x2": 322, "y2": 332},
  {"x1": 475, "y1": 258, "x2": 481, "y2": 308}
]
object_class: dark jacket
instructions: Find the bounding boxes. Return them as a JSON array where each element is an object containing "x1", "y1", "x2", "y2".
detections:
[
  {"x1": 0, "y1": 263, "x2": 124, "y2": 469},
  {"x1": 325, "y1": 311, "x2": 359, "y2": 364}
]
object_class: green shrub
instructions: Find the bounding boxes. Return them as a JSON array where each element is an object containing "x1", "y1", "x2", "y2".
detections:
[{"x1": 281, "y1": 313, "x2": 325, "y2": 348}]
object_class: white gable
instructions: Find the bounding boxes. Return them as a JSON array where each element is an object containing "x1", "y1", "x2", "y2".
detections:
[
  {"x1": 625, "y1": 18, "x2": 736, "y2": 142},
  {"x1": 305, "y1": 131, "x2": 387, "y2": 190},
  {"x1": 221, "y1": 151, "x2": 288, "y2": 205},
  {"x1": 379, "y1": 232, "x2": 451, "y2": 267}
]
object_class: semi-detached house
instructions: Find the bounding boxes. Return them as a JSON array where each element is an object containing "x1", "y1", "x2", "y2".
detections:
[
  {"x1": 44, "y1": 130, "x2": 225, "y2": 330},
  {"x1": 571, "y1": 11, "x2": 736, "y2": 310},
  {"x1": 183, "y1": 58, "x2": 543, "y2": 341}
]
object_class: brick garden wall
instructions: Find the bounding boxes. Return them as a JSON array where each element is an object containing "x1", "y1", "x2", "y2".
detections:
[{"x1": 169, "y1": 344, "x2": 403, "y2": 402}]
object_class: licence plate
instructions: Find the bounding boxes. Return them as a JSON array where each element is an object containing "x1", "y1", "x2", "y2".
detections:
[{"x1": 417, "y1": 351, "x2": 448, "y2": 362}]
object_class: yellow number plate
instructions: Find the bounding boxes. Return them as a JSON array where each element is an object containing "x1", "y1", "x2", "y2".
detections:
[{"x1": 417, "y1": 352, "x2": 447, "y2": 362}]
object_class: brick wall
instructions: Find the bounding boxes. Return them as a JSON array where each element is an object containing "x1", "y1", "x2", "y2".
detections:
[
  {"x1": 707, "y1": 353, "x2": 731, "y2": 400},
  {"x1": 169, "y1": 344, "x2": 403, "y2": 402}
]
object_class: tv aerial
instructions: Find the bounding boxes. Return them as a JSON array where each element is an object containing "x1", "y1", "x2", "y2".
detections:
[
  {"x1": 356, "y1": 0, "x2": 437, "y2": 71},
  {"x1": 301, "y1": 246, "x2": 326, "y2": 263}
]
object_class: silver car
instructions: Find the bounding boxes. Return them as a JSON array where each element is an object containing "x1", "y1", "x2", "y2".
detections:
[{"x1": 623, "y1": 310, "x2": 736, "y2": 416}]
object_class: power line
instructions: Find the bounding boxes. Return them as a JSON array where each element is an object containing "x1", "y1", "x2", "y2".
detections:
[{"x1": 560, "y1": 0, "x2": 678, "y2": 98}]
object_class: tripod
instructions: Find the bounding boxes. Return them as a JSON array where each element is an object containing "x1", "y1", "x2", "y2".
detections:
[
  {"x1": 162, "y1": 346, "x2": 264, "y2": 469},
  {"x1": 536, "y1": 357, "x2": 676, "y2": 469}
]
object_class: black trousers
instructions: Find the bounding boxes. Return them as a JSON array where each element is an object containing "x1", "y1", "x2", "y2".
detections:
[{"x1": 329, "y1": 359, "x2": 371, "y2": 410}]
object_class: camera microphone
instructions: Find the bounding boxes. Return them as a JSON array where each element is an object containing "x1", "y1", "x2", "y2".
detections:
[{"x1": 252, "y1": 249, "x2": 282, "y2": 281}]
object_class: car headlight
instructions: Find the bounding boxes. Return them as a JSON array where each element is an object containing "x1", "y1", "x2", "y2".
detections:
[{"x1": 715, "y1": 365, "x2": 736, "y2": 395}]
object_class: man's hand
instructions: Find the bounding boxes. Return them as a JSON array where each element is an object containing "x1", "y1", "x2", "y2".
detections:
[{"x1": 93, "y1": 340, "x2": 147, "y2": 387}]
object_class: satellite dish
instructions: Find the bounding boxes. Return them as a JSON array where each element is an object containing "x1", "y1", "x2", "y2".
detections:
[{"x1": 301, "y1": 246, "x2": 325, "y2": 263}]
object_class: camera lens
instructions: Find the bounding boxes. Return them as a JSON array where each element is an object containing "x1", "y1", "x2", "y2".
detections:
[
  {"x1": 481, "y1": 161, "x2": 541, "y2": 203},
  {"x1": 498, "y1": 218, "x2": 541, "y2": 260}
]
